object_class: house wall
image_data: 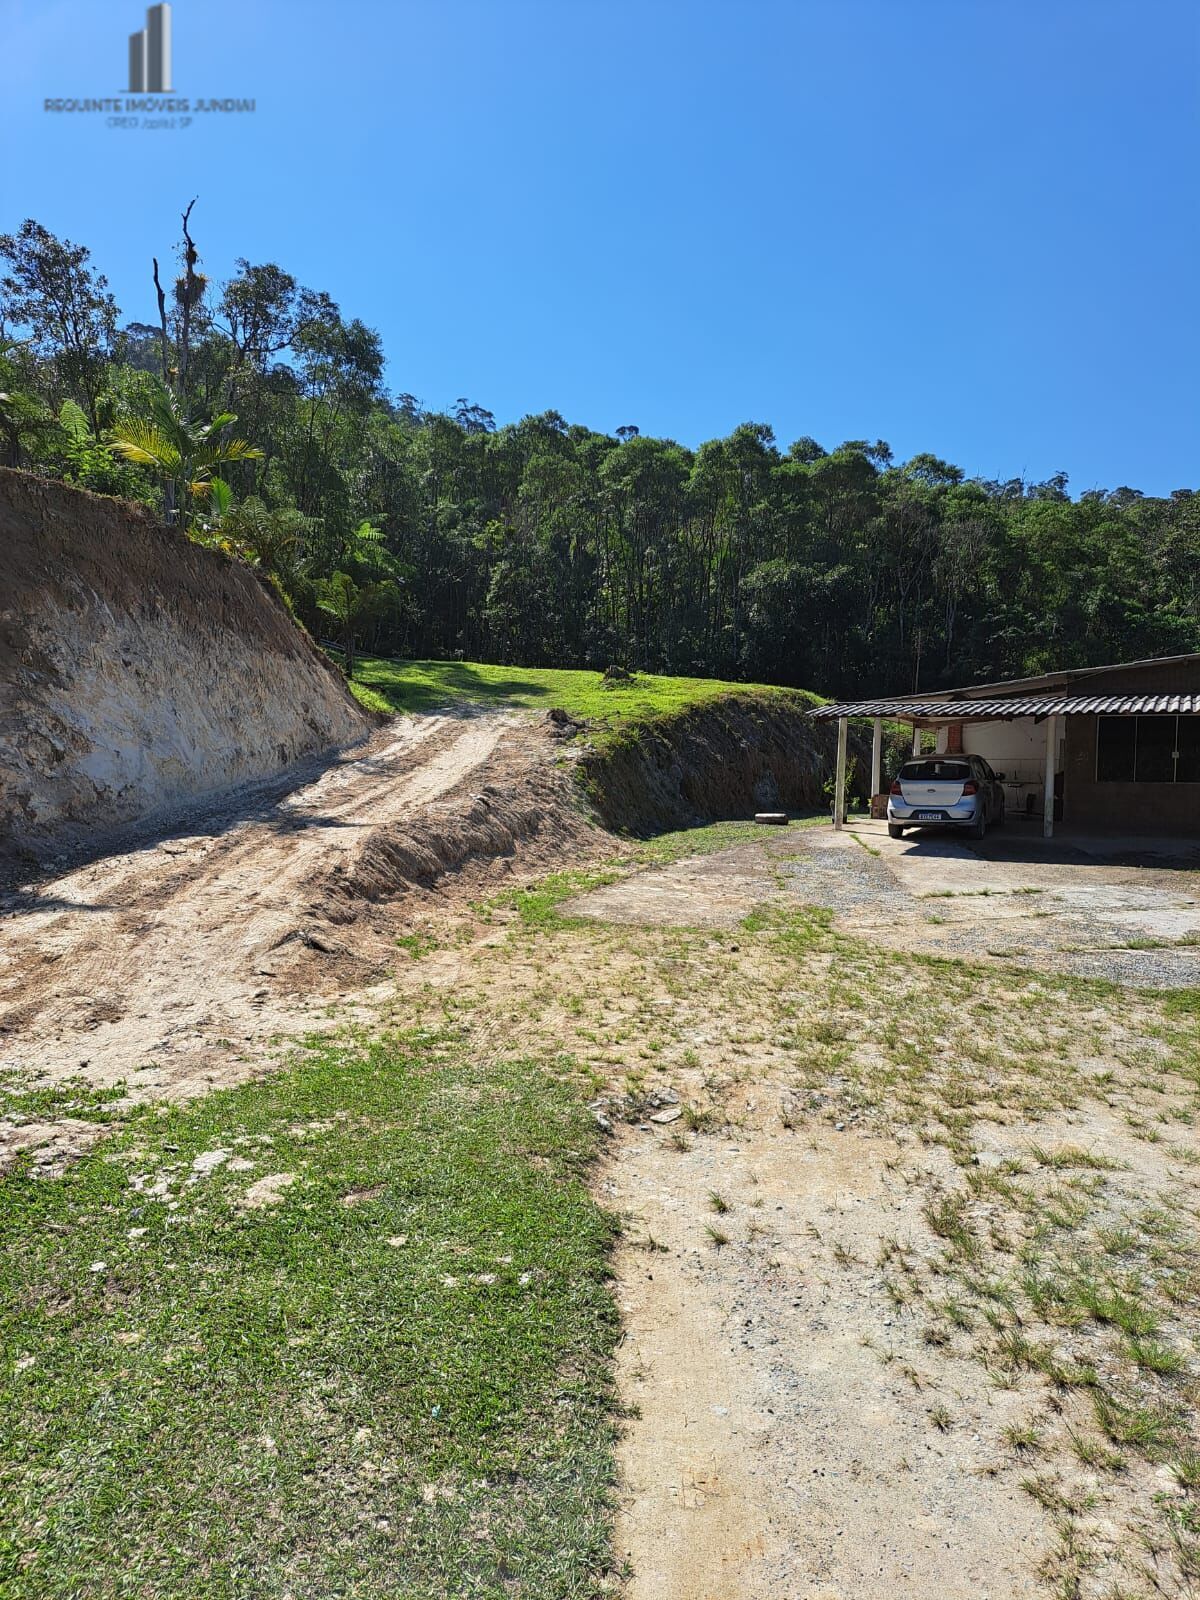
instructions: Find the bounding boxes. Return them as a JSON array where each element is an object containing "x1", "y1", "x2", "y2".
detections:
[
  {"x1": 1059, "y1": 659, "x2": 1200, "y2": 833},
  {"x1": 1052, "y1": 660, "x2": 1200, "y2": 696},
  {"x1": 928, "y1": 657, "x2": 1200, "y2": 835},
  {"x1": 1064, "y1": 717, "x2": 1200, "y2": 833},
  {"x1": 934, "y1": 720, "x2": 1063, "y2": 819},
  {"x1": 933, "y1": 720, "x2": 1056, "y2": 783}
]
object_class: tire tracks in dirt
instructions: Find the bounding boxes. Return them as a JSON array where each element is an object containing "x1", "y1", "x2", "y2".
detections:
[{"x1": 0, "y1": 708, "x2": 599, "y2": 1169}]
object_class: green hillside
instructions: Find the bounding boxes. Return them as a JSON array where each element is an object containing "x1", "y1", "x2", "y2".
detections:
[{"x1": 348, "y1": 655, "x2": 821, "y2": 733}]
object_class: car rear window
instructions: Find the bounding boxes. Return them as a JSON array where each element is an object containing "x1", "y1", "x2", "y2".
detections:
[{"x1": 898, "y1": 761, "x2": 972, "y2": 781}]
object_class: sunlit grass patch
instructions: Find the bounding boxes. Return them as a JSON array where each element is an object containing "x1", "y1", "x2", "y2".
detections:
[
  {"x1": 630, "y1": 815, "x2": 824, "y2": 867},
  {"x1": 0, "y1": 1029, "x2": 618, "y2": 1600},
  {"x1": 0, "y1": 1074, "x2": 131, "y2": 1123},
  {"x1": 492, "y1": 867, "x2": 624, "y2": 929},
  {"x1": 349, "y1": 653, "x2": 817, "y2": 735}
]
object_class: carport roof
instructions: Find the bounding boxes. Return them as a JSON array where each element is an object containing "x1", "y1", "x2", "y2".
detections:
[
  {"x1": 811, "y1": 650, "x2": 1200, "y2": 721},
  {"x1": 811, "y1": 692, "x2": 1200, "y2": 720}
]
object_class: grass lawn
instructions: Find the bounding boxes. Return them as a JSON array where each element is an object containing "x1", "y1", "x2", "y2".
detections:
[
  {"x1": 346, "y1": 655, "x2": 819, "y2": 734},
  {"x1": 0, "y1": 1030, "x2": 617, "y2": 1599}
]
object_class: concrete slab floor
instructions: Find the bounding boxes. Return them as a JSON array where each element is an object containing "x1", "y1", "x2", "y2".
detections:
[{"x1": 839, "y1": 813, "x2": 1200, "y2": 869}]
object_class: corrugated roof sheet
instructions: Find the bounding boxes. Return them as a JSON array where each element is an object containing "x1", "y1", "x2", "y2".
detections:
[
  {"x1": 817, "y1": 651, "x2": 1200, "y2": 706},
  {"x1": 811, "y1": 694, "x2": 1200, "y2": 720}
]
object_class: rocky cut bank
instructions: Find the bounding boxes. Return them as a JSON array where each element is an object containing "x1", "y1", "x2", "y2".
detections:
[
  {"x1": 579, "y1": 693, "x2": 863, "y2": 834},
  {"x1": 0, "y1": 471, "x2": 371, "y2": 854}
]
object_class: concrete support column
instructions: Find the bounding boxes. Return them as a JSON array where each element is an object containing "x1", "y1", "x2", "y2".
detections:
[
  {"x1": 871, "y1": 716, "x2": 883, "y2": 799},
  {"x1": 834, "y1": 716, "x2": 848, "y2": 830},
  {"x1": 912, "y1": 723, "x2": 922, "y2": 756},
  {"x1": 1043, "y1": 714, "x2": 1059, "y2": 839}
]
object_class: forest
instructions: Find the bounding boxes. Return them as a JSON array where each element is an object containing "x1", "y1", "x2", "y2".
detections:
[{"x1": 2, "y1": 210, "x2": 1197, "y2": 697}]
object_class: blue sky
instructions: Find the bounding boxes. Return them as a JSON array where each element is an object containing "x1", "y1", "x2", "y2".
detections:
[{"x1": 2, "y1": 0, "x2": 1197, "y2": 494}]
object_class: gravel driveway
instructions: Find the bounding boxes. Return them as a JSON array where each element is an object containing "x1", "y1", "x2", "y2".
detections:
[{"x1": 785, "y1": 820, "x2": 1200, "y2": 988}]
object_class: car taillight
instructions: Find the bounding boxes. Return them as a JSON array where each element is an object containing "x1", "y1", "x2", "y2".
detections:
[
  {"x1": 962, "y1": 780, "x2": 978, "y2": 795},
  {"x1": 889, "y1": 779, "x2": 902, "y2": 795}
]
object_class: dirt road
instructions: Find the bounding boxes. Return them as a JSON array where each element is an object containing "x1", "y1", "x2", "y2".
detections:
[
  {"x1": 0, "y1": 708, "x2": 593, "y2": 1169},
  {"x1": 607, "y1": 1128, "x2": 1045, "y2": 1600}
]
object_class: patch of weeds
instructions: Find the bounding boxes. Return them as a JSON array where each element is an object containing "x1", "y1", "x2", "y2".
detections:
[
  {"x1": 1072, "y1": 1277, "x2": 1159, "y2": 1337},
  {"x1": 934, "y1": 1296, "x2": 973, "y2": 1331},
  {"x1": 1040, "y1": 1188, "x2": 1093, "y2": 1232},
  {"x1": 395, "y1": 930, "x2": 439, "y2": 959},
  {"x1": 495, "y1": 867, "x2": 623, "y2": 929},
  {"x1": 849, "y1": 831, "x2": 881, "y2": 857},
  {"x1": 1068, "y1": 1428, "x2": 1126, "y2": 1473},
  {"x1": 742, "y1": 904, "x2": 835, "y2": 957},
  {"x1": 1093, "y1": 1392, "x2": 1179, "y2": 1453},
  {"x1": 996, "y1": 1330, "x2": 1098, "y2": 1389},
  {"x1": 920, "y1": 887, "x2": 1003, "y2": 899},
  {"x1": 924, "y1": 1191, "x2": 982, "y2": 1263},
  {"x1": 1021, "y1": 1269, "x2": 1083, "y2": 1328},
  {"x1": 1003, "y1": 1421, "x2": 1043, "y2": 1452},
  {"x1": 1122, "y1": 1335, "x2": 1186, "y2": 1375},
  {"x1": 705, "y1": 1224, "x2": 730, "y2": 1248},
  {"x1": 813, "y1": 1015, "x2": 847, "y2": 1045},
  {"x1": 1160, "y1": 987, "x2": 1200, "y2": 1023},
  {"x1": 1020, "y1": 1474, "x2": 1096, "y2": 1515},
  {"x1": 0, "y1": 1075, "x2": 131, "y2": 1124},
  {"x1": 1029, "y1": 1143, "x2": 1124, "y2": 1172},
  {"x1": 682, "y1": 1103, "x2": 720, "y2": 1134},
  {"x1": 631, "y1": 819, "x2": 802, "y2": 868}
]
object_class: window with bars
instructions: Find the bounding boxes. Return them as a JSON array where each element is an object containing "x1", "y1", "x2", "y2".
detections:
[{"x1": 1096, "y1": 716, "x2": 1200, "y2": 783}]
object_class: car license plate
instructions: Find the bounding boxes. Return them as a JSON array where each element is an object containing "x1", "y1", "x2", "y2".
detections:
[{"x1": 916, "y1": 810, "x2": 942, "y2": 821}]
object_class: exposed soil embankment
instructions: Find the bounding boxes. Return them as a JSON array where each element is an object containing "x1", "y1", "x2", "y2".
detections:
[
  {"x1": 579, "y1": 692, "x2": 861, "y2": 833},
  {"x1": 0, "y1": 470, "x2": 371, "y2": 853}
]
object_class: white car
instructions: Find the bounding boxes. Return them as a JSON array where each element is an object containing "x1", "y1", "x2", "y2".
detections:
[{"x1": 887, "y1": 755, "x2": 1005, "y2": 841}]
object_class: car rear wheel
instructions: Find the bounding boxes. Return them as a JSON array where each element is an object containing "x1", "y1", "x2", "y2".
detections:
[
  {"x1": 968, "y1": 812, "x2": 986, "y2": 841},
  {"x1": 888, "y1": 824, "x2": 905, "y2": 839}
]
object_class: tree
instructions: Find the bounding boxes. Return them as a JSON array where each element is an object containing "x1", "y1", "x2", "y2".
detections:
[
  {"x1": 454, "y1": 398, "x2": 496, "y2": 435},
  {"x1": 150, "y1": 198, "x2": 209, "y2": 402},
  {"x1": 315, "y1": 571, "x2": 397, "y2": 679},
  {"x1": 108, "y1": 380, "x2": 262, "y2": 524},
  {"x1": 220, "y1": 260, "x2": 302, "y2": 370},
  {"x1": 2, "y1": 215, "x2": 1196, "y2": 693},
  {"x1": 0, "y1": 377, "x2": 51, "y2": 468},
  {"x1": 0, "y1": 220, "x2": 118, "y2": 431}
]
